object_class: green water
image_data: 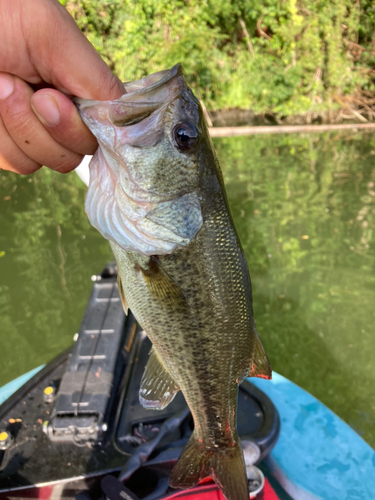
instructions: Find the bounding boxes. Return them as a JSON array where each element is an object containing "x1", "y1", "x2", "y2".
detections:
[{"x1": 0, "y1": 131, "x2": 374, "y2": 447}]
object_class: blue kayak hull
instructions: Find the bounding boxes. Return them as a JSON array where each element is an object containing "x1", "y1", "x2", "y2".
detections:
[
  {"x1": 0, "y1": 366, "x2": 44, "y2": 406},
  {"x1": 251, "y1": 373, "x2": 375, "y2": 500}
]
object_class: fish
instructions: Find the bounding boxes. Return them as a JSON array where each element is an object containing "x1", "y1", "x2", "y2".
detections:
[{"x1": 75, "y1": 64, "x2": 271, "y2": 500}]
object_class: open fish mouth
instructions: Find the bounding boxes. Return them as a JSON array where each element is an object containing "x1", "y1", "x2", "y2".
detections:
[
  {"x1": 77, "y1": 65, "x2": 184, "y2": 128},
  {"x1": 75, "y1": 65, "x2": 203, "y2": 256}
]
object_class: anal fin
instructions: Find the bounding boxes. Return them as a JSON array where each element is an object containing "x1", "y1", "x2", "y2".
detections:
[
  {"x1": 117, "y1": 275, "x2": 129, "y2": 315},
  {"x1": 140, "y1": 347, "x2": 180, "y2": 410},
  {"x1": 248, "y1": 331, "x2": 272, "y2": 380}
]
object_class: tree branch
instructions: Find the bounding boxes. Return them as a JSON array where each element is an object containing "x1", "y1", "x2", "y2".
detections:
[
  {"x1": 239, "y1": 18, "x2": 254, "y2": 55},
  {"x1": 257, "y1": 18, "x2": 271, "y2": 40}
]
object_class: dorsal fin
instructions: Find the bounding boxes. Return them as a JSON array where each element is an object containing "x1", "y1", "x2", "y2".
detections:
[
  {"x1": 248, "y1": 331, "x2": 272, "y2": 380},
  {"x1": 140, "y1": 347, "x2": 180, "y2": 410}
]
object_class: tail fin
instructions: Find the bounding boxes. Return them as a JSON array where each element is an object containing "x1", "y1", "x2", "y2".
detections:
[{"x1": 169, "y1": 431, "x2": 249, "y2": 500}]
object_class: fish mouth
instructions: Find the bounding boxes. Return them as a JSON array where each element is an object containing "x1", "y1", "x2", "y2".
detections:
[
  {"x1": 122, "y1": 64, "x2": 184, "y2": 94},
  {"x1": 75, "y1": 64, "x2": 185, "y2": 129}
]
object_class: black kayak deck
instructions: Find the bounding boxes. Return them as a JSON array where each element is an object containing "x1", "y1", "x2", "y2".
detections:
[{"x1": 0, "y1": 263, "x2": 279, "y2": 498}]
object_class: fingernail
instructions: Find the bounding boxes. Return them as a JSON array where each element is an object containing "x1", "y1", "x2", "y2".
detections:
[
  {"x1": 32, "y1": 94, "x2": 60, "y2": 125},
  {"x1": 0, "y1": 73, "x2": 14, "y2": 100}
]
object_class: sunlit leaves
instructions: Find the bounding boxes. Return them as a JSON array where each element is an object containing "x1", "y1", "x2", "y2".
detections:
[{"x1": 61, "y1": 0, "x2": 375, "y2": 116}]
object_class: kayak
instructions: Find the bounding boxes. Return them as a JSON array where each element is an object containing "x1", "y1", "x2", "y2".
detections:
[{"x1": 0, "y1": 263, "x2": 374, "y2": 500}]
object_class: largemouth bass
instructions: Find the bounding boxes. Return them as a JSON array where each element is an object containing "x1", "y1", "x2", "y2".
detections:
[{"x1": 76, "y1": 64, "x2": 271, "y2": 500}]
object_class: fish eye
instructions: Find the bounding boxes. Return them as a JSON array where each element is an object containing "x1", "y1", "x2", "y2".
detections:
[{"x1": 173, "y1": 123, "x2": 199, "y2": 151}]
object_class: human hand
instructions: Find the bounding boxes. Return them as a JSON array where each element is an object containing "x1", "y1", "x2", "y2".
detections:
[{"x1": 0, "y1": 0, "x2": 124, "y2": 175}]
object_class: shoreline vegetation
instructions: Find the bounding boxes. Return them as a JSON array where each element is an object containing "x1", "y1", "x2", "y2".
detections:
[{"x1": 61, "y1": 0, "x2": 375, "y2": 124}]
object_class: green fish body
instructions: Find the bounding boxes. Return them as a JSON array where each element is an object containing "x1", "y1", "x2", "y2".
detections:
[{"x1": 76, "y1": 65, "x2": 271, "y2": 500}]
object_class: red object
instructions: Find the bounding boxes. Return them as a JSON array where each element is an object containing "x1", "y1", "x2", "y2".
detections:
[{"x1": 160, "y1": 478, "x2": 281, "y2": 500}]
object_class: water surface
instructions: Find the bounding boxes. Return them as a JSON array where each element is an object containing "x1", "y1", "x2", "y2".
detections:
[{"x1": 0, "y1": 131, "x2": 374, "y2": 446}]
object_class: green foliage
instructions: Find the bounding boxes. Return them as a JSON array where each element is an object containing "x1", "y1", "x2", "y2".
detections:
[{"x1": 61, "y1": 0, "x2": 375, "y2": 117}]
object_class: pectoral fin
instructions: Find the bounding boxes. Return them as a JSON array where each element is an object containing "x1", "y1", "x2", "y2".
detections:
[
  {"x1": 248, "y1": 331, "x2": 272, "y2": 380},
  {"x1": 138, "y1": 256, "x2": 188, "y2": 310},
  {"x1": 117, "y1": 275, "x2": 129, "y2": 315},
  {"x1": 140, "y1": 347, "x2": 180, "y2": 410}
]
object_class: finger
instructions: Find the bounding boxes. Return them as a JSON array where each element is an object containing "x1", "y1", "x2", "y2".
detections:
[
  {"x1": 22, "y1": 0, "x2": 125, "y2": 100},
  {"x1": 31, "y1": 89, "x2": 98, "y2": 156},
  {"x1": 0, "y1": 73, "x2": 83, "y2": 173},
  {"x1": 0, "y1": 114, "x2": 41, "y2": 175}
]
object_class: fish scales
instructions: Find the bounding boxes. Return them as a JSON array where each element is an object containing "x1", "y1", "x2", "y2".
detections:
[
  {"x1": 112, "y1": 196, "x2": 248, "y2": 439},
  {"x1": 76, "y1": 64, "x2": 271, "y2": 500}
]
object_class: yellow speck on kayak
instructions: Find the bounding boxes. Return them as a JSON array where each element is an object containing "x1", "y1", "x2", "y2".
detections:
[{"x1": 0, "y1": 432, "x2": 9, "y2": 441}]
